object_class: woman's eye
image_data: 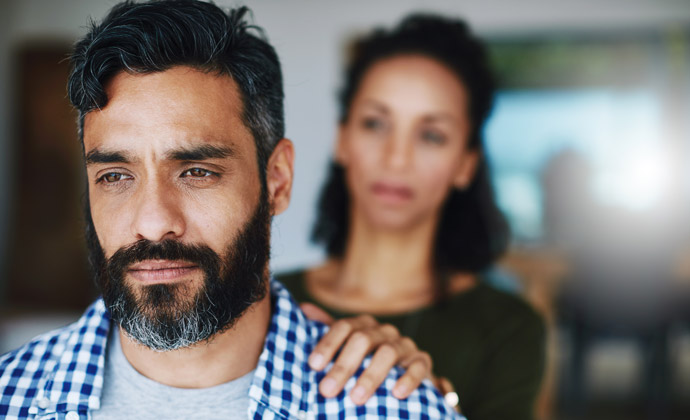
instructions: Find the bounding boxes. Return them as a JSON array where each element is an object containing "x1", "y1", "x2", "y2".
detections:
[
  {"x1": 181, "y1": 168, "x2": 214, "y2": 178},
  {"x1": 362, "y1": 117, "x2": 386, "y2": 132},
  {"x1": 420, "y1": 129, "x2": 446, "y2": 145}
]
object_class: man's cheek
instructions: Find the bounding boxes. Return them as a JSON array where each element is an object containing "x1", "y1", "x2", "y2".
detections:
[
  {"x1": 94, "y1": 225, "x2": 121, "y2": 260},
  {"x1": 94, "y1": 208, "x2": 127, "y2": 251},
  {"x1": 188, "y1": 208, "x2": 235, "y2": 248}
]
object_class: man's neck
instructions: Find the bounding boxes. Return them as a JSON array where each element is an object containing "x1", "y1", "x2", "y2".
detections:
[{"x1": 117, "y1": 293, "x2": 271, "y2": 389}]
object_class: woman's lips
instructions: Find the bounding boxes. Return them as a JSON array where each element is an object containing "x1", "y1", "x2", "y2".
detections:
[
  {"x1": 371, "y1": 182, "x2": 414, "y2": 203},
  {"x1": 128, "y1": 260, "x2": 199, "y2": 284}
]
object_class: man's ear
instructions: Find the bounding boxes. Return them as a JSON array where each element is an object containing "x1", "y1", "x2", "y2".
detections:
[
  {"x1": 266, "y1": 138, "x2": 294, "y2": 216},
  {"x1": 453, "y1": 149, "x2": 480, "y2": 190}
]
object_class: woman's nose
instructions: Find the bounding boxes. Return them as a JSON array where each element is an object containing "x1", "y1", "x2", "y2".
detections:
[{"x1": 382, "y1": 132, "x2": 413, "y2": 170}]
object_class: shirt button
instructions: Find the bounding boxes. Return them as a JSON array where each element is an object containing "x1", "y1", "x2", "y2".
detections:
[
  {"x1": 66, "y1": 411, "x2": 80, "y2": 420},
  {"x1": 297, "y1": 410, "x2": 307, "y2": 420},
  {"x1": 37, "y1": 398, "x2": 50, "y2": 409}
]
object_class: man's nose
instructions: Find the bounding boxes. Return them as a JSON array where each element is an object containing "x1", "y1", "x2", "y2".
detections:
[{"x1": 130, "y1": 178, "x2": 185, "y2": 242}]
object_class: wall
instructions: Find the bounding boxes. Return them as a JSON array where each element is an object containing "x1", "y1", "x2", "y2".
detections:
[{"x1": 0, "y1": 0, "x2": 688, "y2": 281}]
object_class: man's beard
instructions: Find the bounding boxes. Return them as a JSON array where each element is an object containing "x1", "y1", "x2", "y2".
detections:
[{"x1": 85, "y1": 191, "x2": 271, "y2": 352}]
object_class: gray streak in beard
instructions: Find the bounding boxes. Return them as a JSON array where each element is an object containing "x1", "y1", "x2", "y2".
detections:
[{"x1": 111, "y1": 293, "x2": 224, "y2": 352}]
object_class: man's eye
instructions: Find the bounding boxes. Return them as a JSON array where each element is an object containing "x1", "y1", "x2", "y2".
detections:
[
  {"x1": 98, "y1": 172, "x2": 126, "y2": 183},
  {"x1": 182, "y1": 168, "x2": 214, "y2": 178}
]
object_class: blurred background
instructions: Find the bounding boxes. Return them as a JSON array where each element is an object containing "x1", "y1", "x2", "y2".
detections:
[{"x1": 0, "y1": 0, "x2": 688, "y2": 419}]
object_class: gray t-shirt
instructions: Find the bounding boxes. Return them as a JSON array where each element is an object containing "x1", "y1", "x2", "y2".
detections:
[{"x1": 93, "y1": 326, "x2": 254, "y2": 420}]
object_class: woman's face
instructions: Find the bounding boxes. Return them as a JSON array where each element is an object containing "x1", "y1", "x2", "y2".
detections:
[{"x1": 337, "y1": 54, "x2": 478, "y2": 231}]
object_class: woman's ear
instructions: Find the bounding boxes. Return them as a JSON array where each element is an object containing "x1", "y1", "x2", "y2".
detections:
[
  {"x1": 266, "y1": 138, "x2": 294, "y2": 216},
  {"x1": 453, "y1": 149, "x2": 480, "y2": 190},
  {"x1": 334, "y1": 124, "x2": 349, "y2": 166}
]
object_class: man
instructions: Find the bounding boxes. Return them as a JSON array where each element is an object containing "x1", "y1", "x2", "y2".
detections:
[{"x1": 0, "y1": 1, "x2": 460, "y2": 418}]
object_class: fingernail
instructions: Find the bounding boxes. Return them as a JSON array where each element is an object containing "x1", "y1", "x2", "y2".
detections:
[
  {"x1": 309, "y1": 353, "x2": 324, "y2": 369},
  {"x1": 351, "y1": 385, "x2": 366, "y2": 403},
  {"x1": 321, "y1": 378, "x2": 337, "y2": 395},
  {"x1": 393, "y1": 384, "x2": 408, "y2": 399}
]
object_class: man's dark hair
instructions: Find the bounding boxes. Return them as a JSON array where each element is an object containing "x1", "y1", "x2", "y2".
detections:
[
  {"x1": 312, "y1": 14, "x2": 510, "y2": 283},
  {"x1": 68, "y1": 0, "x2": 284, "y2": 176}
]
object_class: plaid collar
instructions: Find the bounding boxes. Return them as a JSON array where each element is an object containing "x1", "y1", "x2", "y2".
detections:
[
  {"x1": 249, "y1": 281, "x2": 321, "y2": 418},
  {"x1": 2, "y1": 280, "x2": 460, "y2": 419}
]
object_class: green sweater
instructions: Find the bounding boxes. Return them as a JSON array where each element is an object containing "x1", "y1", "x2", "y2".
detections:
[{"x1": 277, "y1": 270, "x2": 546, "y2": 420}]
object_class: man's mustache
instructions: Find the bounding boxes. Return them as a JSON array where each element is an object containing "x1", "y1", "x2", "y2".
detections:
[{"x1": 106, "y1": 239, "x2": 222, "y2": 280}]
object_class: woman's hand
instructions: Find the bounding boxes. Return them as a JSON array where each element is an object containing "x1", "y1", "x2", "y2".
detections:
[
  {"x1": 436, "y1": 376, "x2": 461, "y2": 413},
  {"x1": 301, "y1": 302, "x2": 434, "y2": 405}
]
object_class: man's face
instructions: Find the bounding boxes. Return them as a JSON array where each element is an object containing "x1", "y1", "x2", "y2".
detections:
[{"x1": 83, "y1": 66, "x2": 270, "y2": 350}]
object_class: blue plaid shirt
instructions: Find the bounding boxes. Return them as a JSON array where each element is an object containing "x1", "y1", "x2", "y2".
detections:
[{"x1": 1, "y1": 280, "x2": 462, "y2": 419}]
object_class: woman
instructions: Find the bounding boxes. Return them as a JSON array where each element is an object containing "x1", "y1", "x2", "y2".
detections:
[{"x1": 280, "y1": 14, "x2": 546, "y2": 420}]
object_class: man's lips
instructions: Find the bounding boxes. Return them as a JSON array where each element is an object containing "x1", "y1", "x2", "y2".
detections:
[{"x1": 128, "y1": 260, "x2": 199, "y2": 283}]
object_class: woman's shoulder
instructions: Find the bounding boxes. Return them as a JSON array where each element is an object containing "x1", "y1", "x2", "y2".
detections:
[
  {"x1": 449, "y1": 282, "x2": 545, "y2": 338},
  {"x1": 274, "y1": 268, "x2": 308, "y2": 283},
  {"x1": 274, "y1": 268, "x2": 311, "y2": 302}
]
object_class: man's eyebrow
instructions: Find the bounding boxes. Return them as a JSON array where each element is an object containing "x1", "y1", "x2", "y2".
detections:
[
  {"x1": 166, "y1": 144, "x2": 236, "y2": 161},
  {"x1": 85, "y1": 149, "x2": 132, "y2": 165}
]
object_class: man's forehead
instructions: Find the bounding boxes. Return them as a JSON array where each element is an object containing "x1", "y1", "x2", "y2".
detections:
[
  {"x1": 96, "y1": 68, "x2": 242, "y2": 119},
  {"x1": 82, "y1": 66, "x2": 253, "y2": 158},
  {"x1": 103, "y1": 67, "x2": 240, "y2": 101}
]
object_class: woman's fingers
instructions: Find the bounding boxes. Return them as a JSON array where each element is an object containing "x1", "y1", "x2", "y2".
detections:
[
  {"x1": 317, "y1": 321, "x2": 395, "y2": 398},
  {"x1": 300, "y1": 302, "x2": 335, "y2": 325},
  {"x1": 350, "y1": 339, "x2": 406, "y2": 405},
  {"x1": 392, "y1": 349, "x2": 433, "y2": 399},
  {"x1": 435, "y1": 376, "x2": 460, "y2": 413},
  {"x1": 307, "y1": 315, "x2": 436, "y2": 405},
  {"x1": 308, "y1": 315, "x2": 377, "y2": 370}
]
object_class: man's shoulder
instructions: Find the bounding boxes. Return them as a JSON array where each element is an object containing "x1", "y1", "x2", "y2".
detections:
[
  {"x1": 1, "y1": 299, "x2": 109, "y2": 369},
  {"x1": 264, "y1": 281, "x2": 461, "y2": 419},
  {"x1": 310, "y1": 335, "x2": 461, "y2": 418},
  {"x1": 0, "y1": 300, "x2": 110, "y2": 418}
]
